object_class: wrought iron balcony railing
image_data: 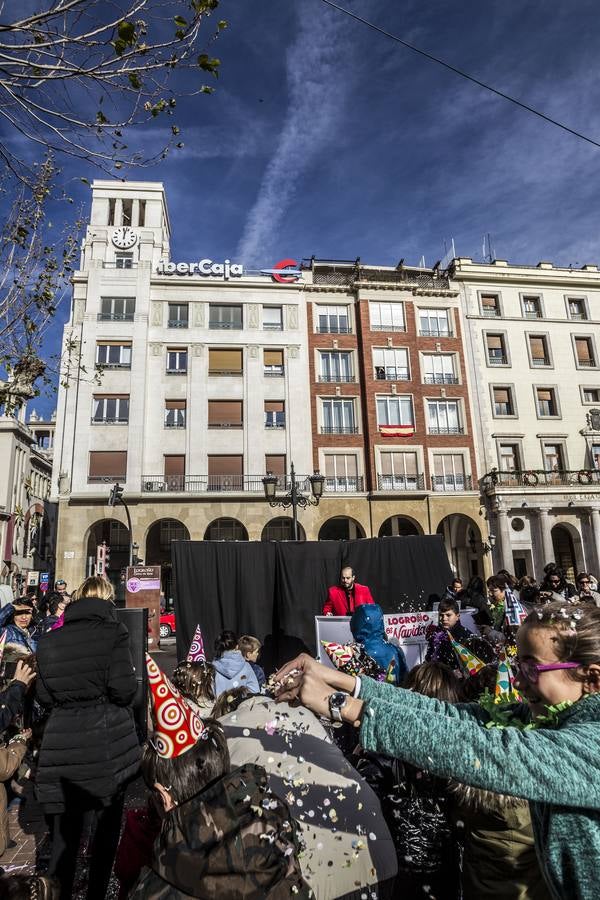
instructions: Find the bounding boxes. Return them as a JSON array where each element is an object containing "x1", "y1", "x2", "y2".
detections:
[
  {"x1": 318, "y1": 374, "x2": 356, "y2": 382},
  {"x1": 423, "y1": 374, "x2": 459, "y2": 384},
  {"x1": 428, "y1": 426, "x2": 464, "y2": 435},
  {"x1": 324, "y1": 476, "x2": 364, "y2": 492},
  {"x1": 419, "y1": 328, "x2": 453, "y2": 338},
  {"x1": 483, "y1": 468, "x2": 600, "y2": 489},
  {"x1": 431, "y1": 475, "x2": 472, "y2": 491},
  {"x1": 141, "y1": 474, "x2": 312, "y2": 493},
  {"x1": 320, "y1": 426, "x2": 359, "y2": 435},
  {"x1": 377, "y1": 474, "x2": 425, "y2": 491}
]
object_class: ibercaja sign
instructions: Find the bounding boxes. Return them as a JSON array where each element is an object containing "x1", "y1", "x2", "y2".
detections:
[{"x1": 156, "y1": 259, "x2": 244, "y2": 279}]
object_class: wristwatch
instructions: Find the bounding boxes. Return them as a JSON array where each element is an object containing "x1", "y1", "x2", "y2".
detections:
[{"x1": 328, "y1": 691, "x2": 349, "y2": 723}]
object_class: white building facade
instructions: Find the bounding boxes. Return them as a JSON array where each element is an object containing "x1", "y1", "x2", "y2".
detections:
[
  {"x1": 452, "y1": 257, "x2": 600, "y2": 580},
  {"x1": 52, "y1": 181, "x2": 315, "y2": 592}
]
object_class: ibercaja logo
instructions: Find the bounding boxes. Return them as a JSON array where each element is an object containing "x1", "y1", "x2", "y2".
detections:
[{"x1": 262, "y1": 259, "x2": 302, "y2": 283}]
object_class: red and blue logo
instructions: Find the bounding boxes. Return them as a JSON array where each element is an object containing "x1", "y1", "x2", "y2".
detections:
[{"x1": 260, "y1": 259, "x2": 302, "y2": 283}]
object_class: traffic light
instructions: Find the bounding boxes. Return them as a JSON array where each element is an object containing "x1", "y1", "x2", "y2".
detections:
[{"x1": 108, "y1": 483, "x2": 124, "y2": 507}]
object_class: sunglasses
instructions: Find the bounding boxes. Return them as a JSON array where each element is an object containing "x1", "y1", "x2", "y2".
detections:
[{"x1": 514, "y1": 660, "x2": 581, "y2": 685}]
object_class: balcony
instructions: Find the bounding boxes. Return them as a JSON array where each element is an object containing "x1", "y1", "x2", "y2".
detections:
[
  {"x1": 208, "y1": 422, "x2": 243, "y2": 429},
  {"x1": 524, "y1": 311, "x2": 542, "y2": 319},
  {"x1": 91, "y1": 418, "x2": 129, "y2": 425},
  {"x1": 531, "y1": 357, "x2": 550, "y2": 367},
  {"x1": 265, "y1": 420, "x2": 285, "y2": 429},
  {"x1": 97, "y1": 313, "x2": 134, "y2": 321},
  {"x1": 371, "y1": 324, "x2": 406, "y2": 333},
  {"x1": 141, "y1": 474, "x2": 312, "y2": 493},
  {"x1": 377, "y1": 474, "x2": 425, "y2": 491},
  {"x1": 168, "y1": 320, "x2": 188, "y2": 329},
  {"x1": 324, "y1": 476, "x2": 364, "y2": 492},
  {"x1": 419, "y1": 329, "x2": 453, "y2": 338},
  {"x1": 431, "y1": 475, "x2": 472, "y2": 491},
  {"x1": 316, "y1": 325, "x2": 352, "y2": 334},
  {"x1": 264, "y1": 366, "x2": 284, "y2": 377},
  {"x1": 482, "y1": 308, "x2": 501, "y2": 317},
  {"x1": 318, "y1": 374, "x2": 355, "y2": 383},
  {"x1": 320, "y1": 426, "x2": 359, "y2": 435},
  {"x1": 166, "y1": 368, "x2": 187, "y2": 375},
  {"x1": 164, "y1": 422, "x2": 186, "y2": 429},
  {"x1": 209, "y1": 369, "x2": 243, "y2": 376},
  {"x1": 428, "y1": 426, "x2": 464, "y2": 435},
  {"x1": 313, "y1": 266, "x2": 450, "y2": 291},
  {"x1": 88, "y1": 474, "x2": 126, "y2": 483},
  {"x1": 263, "y1": 323, "x2": 283, "y2": 331},
  {"x1": 374, "y1": 368, "x2": 409, "y2": 381},
  {"x1": 482, "y1": 468, "x2": 600, "y2": 490},
  {"x1": 488, "y1": 355, "x2": 508, "y2": 366},
  {"x1": 209, "y1": 321, "x2": 242, "y2": 330},
  {"x1": 95, "y1": 362, "x2": 131, "y2": 370},
  {"x1": 423, "y1": 374, "x2": 459, "y2": 384},
  {"x1": 577, "y1": 359, "x2": 597, "y2": 367}
]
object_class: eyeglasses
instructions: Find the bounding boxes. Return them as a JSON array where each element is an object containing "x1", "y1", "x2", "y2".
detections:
[
  {"x1": 514, "y1": 659, "x2": 581, "y2": 684},
  {"x1": 579, "y1": 580, "x2": 590, "y2": 585}
]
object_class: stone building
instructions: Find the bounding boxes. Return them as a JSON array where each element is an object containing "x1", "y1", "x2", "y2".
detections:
[
  {"x1": 0, "y1": 406, "x2": 55, "y2": 595},
  {"x1": 452, "y1": 257, "x2": 600, "y2": 579}
]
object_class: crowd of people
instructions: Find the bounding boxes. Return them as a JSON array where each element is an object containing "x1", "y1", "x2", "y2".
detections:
[{"x1": 0, "y1": 561, "x2": 597, "y2": 899}]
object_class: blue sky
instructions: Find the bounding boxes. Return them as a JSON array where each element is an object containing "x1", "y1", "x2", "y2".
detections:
[{"x1": 12, "y1": 0, "x2": 600, "y2": 416}]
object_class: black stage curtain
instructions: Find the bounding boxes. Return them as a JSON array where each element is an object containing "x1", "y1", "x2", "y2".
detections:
[{"x1": 173, "y1": 535, "x2": 452, "y2": 672}]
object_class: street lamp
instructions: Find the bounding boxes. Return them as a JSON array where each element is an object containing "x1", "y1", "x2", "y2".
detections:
[
  {"x1": 108, "y1": 482, "x2": 134, "y2": 566},
  {"x1": 469, "y1": 528, "x2": 496, "y2": 555},
  {"x1": 262, "y1": 463, "x2": 324, "y2": 541}
]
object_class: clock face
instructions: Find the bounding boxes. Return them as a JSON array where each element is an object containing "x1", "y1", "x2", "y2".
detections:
[{"x1": 112, "y1": 226, "x2": 137, "y2": 249}]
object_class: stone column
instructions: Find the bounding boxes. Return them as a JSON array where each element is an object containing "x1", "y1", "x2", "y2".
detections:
[
  {"x1": 589, "y1": 507, "x2": 600, "y2": 574},
  {"x1": 537, "y1": 508, "x2": 554, "y2": 568},
  {"x1": 496, "y1": 508, "x2": 513, "y2": 572}
]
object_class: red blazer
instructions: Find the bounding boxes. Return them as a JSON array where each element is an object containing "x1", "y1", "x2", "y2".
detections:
[{"x1": 323, "y1": 583, "x2": 375, "y2": 616}]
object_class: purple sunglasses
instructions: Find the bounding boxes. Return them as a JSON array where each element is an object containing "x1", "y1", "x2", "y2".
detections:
[{"x1": 515, "y1": 660, "x2": 581, "y2": 685}]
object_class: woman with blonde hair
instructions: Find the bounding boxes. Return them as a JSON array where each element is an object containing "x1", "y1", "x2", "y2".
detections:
[{"x1": 35, "y1": 576, "x2": 140, "y2": 900}]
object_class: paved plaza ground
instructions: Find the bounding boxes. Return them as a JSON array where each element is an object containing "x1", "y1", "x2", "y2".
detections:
[{"x1": 0, "y1": 640, "x2": 178, "y2": 890}]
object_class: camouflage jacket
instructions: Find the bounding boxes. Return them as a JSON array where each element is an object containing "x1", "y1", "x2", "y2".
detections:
[{"x1": 131, "y1": 763, "x2": 311, "y2": 899}]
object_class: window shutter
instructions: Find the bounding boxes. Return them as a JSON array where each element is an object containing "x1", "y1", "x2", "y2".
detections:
[
  {"x1": 89, "y1": 451, "x2": 127, "y2": 477},
  {"x1": 208, "y1": 456, "x2": 243, "y2": 476},
  {"x1": 208, "y1": 400, "x2": 243, "y2": 425},
  {"x1": 209, "y1": 349, "x2": 243, "y2": 372},
  {"x1": 264, "y1": 349, "x2": 284, "y2": 365},
  {"x1": 265, "y1": 454, "x2": 286, "y2": 475}
]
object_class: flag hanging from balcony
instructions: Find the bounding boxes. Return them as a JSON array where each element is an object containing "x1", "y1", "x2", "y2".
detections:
[{"x1": 379, "y1": 425, "x2": 415, "y2": 437}]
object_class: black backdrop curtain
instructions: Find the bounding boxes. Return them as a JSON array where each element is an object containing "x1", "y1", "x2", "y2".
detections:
[{"x1": 173, "y1": 535, "x2": 452, "y2": 672}]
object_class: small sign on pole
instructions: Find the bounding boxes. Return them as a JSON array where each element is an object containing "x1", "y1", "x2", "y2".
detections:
[
  {"x1": 27, "y1": 571, "x2": 39, "y2": 588},
  {"x1": 39, "y1": 573, "x2": 50, "y2": 594},
  {"x1": 125, "y1": 565, "x2": 161, "y2": 649}
]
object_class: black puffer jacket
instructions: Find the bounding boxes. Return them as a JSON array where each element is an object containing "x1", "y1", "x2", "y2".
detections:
[{"x1": 35, "y1": 596, "x2": 141, "y2": 813}]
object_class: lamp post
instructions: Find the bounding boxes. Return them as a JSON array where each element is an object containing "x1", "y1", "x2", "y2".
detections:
[
  {"x1": 262, "y1": 463, "x2": 324, "y2": 541},
  {"x1": 469, "y1": 528, "x2": 496, "y2": 555},
  {"x1": 108, "y1": 482, "x2": 134, "y2": 566}
]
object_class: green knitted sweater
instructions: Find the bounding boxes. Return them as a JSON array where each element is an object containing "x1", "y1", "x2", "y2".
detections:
[{"x1": 358, "y1": 679, "x2": 600, "y2": 900}]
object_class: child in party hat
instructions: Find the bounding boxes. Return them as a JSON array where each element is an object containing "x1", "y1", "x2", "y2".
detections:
[
  {"x1": 426, "y1": 597, "x2": 495, "y2": 672},
  {"x1": 131, "y1": 655, "x2": 309, "y2": 898},
  {"x1": 171, "y1": 625, "x2": 216, "y2": 717}
]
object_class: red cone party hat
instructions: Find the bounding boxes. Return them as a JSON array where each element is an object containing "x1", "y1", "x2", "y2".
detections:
[
  {"x1": 146, "y1": 653, "x2": 206, "y2": 758},
  {"x1": 321, "y1": 640, "x2": 354, "y2": 669},
  {"x1": 187, "y1": 625, "x2": 206, "y2": 662}
]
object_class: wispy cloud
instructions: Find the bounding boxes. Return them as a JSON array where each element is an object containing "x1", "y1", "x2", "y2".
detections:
[{"x1": 236, "y1": 2, "x2": 357, "y2": 264}]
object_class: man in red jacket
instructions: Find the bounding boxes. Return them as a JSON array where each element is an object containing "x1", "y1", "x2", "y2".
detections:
[{"x1": 323, "y1": 566, "x2": 375, "y2": 616}]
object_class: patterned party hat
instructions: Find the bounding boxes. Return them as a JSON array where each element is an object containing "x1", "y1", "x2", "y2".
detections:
[
  {"x1": 384, "y1": 659, "x2": 396, "y2": 683},
  {"x1": 321, "y1": 640, "x2": 354, "y2": 669},
  {"x1": 505, "y1": 589, "x2": 528, "y2": 628},
  {"x1": 146, "y1": 654, "x2": 206, "y2": 758},
  {"x1": 0, "y1": 631, "x2": 6, "y2": 664},
  {"x1": 451, "y1": 638, "x2": 487, "y2": 676},
  {"x1": 495, "y1": 651, "x2": 522, "y2": 703},
  {"x1": 187, "y1": 625, "x2": 206, "y2": 662}
]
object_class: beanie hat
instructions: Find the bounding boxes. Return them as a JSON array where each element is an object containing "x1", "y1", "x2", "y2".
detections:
[{"x1": 146, "y1": 653, "x2": 205, "y2": 757}]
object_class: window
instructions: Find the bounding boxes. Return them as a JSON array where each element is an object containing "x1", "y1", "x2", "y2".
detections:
[
  {"x1": 208, "y1": 349, "x2": 243, "y2": 375},
  {"x1": 481, "y1": 293, "x2": 501, "y2": 317},
  {"x1": 165, "y1": 400, "x2": 186, "y2": 428},
  {"x1": 208, "y1": 400, "x2": 243, "y2": 428},
  {"x1": 522, "y1": 295, "x2": 542, "y2": 318},
  {"x1": 95, "y1": 342, "x2": 132, "y2": 368},
  {"x1": 568, "y1": 297, "x2": 588, "y2": 320},
  {"x1": 492, "y1": 386, "x2": 515, "y2": 417},
  {"x1": 264, "y1": 401, "x2": 285, "y2": 428},
  {"x1": 419, "y1": 309, "x2": 451, "y2": 337},
  {"x1": 263, "y1": 307, "x2": 283, "y2": 331},
  {"x1": 575, "y1": 337, "x2": 596, "y2": 367},
  {"x1": 315, "y1": 305, "x2": 350, "y2": 334},
  {"x1": 422, "y1": 354, "x2": 457, "y2": 384},
  {"x1": 166, "y1": 349, "x2": 187, "y2": 374},
  {"x1": 168, "y1": 303, "x2": 189, "y2": 328},
  {"x1": 122, "y1": 199, "x2": 132, "y2": 226},
  {"x1": 208, "y1": 455, "x2": 243, "y2": 491},
  {"x1": 321, "y1": 398, "x2": 357, "y2": 434},
  {"x1": 378, "y1": 451, "x2": 419, "y2": 490},
  {"x1": 536, "y1": 387, "x2": 558, "y2": 417},
  {"x1": 88, "y1": 450, "x2": 127, "y2": 482},
  {"x1": 432, "y1": 454, "x2": 466, "y2": 491},
  {"x1": 265, "y1": 455, "x2": 286, "y2": 487},
  {"x1": 115, "y1": 252, "x2": 133, "y2": 270},
  {"x1": 324, "y1": 454, "x2": 360, "y2": 491},
  {"x1": 164, "y1": 455, "x2": 185, "y2": 491},
  {"x1": 108, "y1": 198, "x2": 115, "y2": 226},
  {"x1": 264, "y1": 349, "x2": 284, "y2": 376},
  {"x1": 544, "y1": 443, "x2": 564, "y2": 472},
  {"x1": 427, "y1": 399, "x2": 462, "y2": 434},
  {"x1": 373, "y1": 348, "x2": 409, "y2": 381},
  {"x1": 583, "y1": 387, "x2": 600, "y2": 403},
  {"x1": 499, "y1": 443, "x2": 521, "y2": 472},
  {"x1": 369, "y1": 301, "x2": 405, "y2": 332},
  {"x1": 376, "y1": 396, "x2": 414, "y2": 427},
  {"x1": 592, "y1": 444, "x2": 600, "y2": 470},
  {"x1": 99, "y1": 297, "x2": 135, "y2": 321},
  {"x1": 92, "y1": 395, "x2": 129, "y2": 424},
  {"x1": 319, "y1": 351, "x2": 353, "y2": 382},
  {"x1": 139, "y1": 200, "x2": 146, "y2": 227},
  {"x1": 528, "y1": 335, "x2": 550, "y2": 367},
  {"x1": 209, "y1": 304, "x2": 242, "y2": 330},
  {"x1": 486, "y1": 334, "x2": 508, "y2": 365}
]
